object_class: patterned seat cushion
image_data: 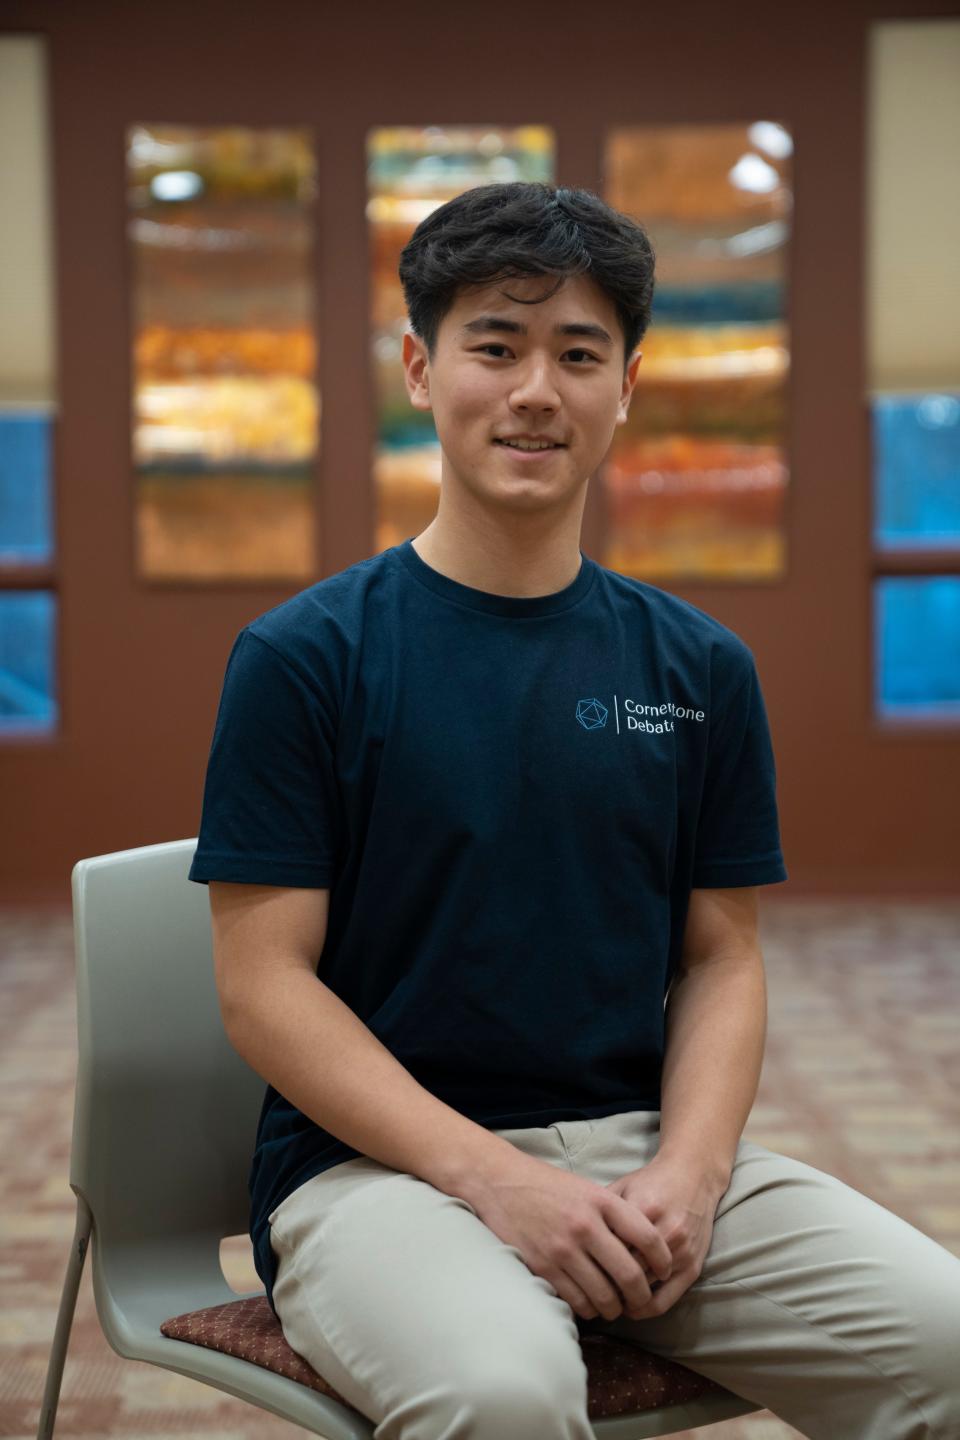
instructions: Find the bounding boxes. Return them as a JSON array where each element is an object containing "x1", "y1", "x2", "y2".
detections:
[{"x1": 161, "y1": 1295, "x2": 726, "y2": 1421}]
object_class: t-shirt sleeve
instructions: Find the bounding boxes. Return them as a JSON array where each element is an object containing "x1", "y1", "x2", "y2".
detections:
[
  {"x1": 691, "y1": 648, "x2": 788, "y2": 888},
  {"x1": 188, "y1": 626, "x2": 341, "y2": 889}
]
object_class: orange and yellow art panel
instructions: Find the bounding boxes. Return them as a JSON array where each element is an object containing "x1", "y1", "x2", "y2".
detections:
[
  {"x1": 604, "y1": 123, "x2": 792, "y2": 581},
  {"x1": 127, "y1": 125, "x2": 318, "y2": 582},
  {"x1": 367, "y1": 125, "x2": 555, "y2": 556}
]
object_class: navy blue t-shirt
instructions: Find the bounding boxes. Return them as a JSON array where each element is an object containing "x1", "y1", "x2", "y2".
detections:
[{"x1": 189, "y1": 537, "x2": 787, "y2": 1310}]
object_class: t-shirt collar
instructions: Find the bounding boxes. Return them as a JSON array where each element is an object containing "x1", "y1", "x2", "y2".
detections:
[{"x1": 393, "y1": 537, "x2": 597, "y2": 618}]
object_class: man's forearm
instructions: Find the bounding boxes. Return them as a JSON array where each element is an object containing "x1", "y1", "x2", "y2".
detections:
[
  {"x1": 654, "y1": 951, "x2": 767, "y2": 1190},
  {"x1": 224, "y1": 968, "x2": 532, "y2": 1202}
]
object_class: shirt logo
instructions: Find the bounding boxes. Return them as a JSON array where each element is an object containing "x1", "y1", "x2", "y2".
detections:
[
  {"x1": 576, "y1": 695, "x2": 706, "y2": 735},
  {"x1": 575, "y1": 698, "x2": 609, "y2": 731}
]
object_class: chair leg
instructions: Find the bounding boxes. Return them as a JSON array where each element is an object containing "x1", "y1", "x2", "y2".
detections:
[{"x1": 37, "y1": 1193, "x2": 93, "y2": 1440}]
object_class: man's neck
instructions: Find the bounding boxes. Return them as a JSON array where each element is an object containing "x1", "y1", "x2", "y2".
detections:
[{"x1": 411, "y1": 517, "x2": 584, "y2": 600}]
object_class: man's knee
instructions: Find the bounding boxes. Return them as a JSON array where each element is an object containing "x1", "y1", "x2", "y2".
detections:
[{"x1": 450, "y1": 1363, "x2": 591, "y2": 1440}]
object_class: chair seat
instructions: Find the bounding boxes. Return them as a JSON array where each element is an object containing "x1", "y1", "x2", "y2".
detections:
[{"x1": 161, "y1": 1295, "x2": 726, "y2": 1422}]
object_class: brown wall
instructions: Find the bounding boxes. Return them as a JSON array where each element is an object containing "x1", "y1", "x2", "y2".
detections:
[{"x1": 2, "y1": 0, "x2": 958, "y2": 902}]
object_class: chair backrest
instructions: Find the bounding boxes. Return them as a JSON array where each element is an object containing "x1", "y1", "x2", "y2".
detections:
[{"x1": 70, "y1": 839, "x2": 265, "y2": 1249}]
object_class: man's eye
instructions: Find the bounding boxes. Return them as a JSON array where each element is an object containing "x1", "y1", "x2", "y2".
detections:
[{"x1": 475, "y1": 345, "x2": 597, "y2": 363}]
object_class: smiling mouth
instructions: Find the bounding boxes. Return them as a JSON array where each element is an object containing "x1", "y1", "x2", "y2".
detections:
[{"x1": 493, "y1": 439, "x2": 566, "y2": 452}]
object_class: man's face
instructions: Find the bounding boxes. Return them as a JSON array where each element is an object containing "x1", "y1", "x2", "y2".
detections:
[{"x1": 402, "y1": 272, "x2": 642, "y2": 515}]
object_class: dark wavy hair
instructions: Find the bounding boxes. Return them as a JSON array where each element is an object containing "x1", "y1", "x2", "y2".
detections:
[{"x1": 398, "y1": 182, "x2": 656, "y2": 373}]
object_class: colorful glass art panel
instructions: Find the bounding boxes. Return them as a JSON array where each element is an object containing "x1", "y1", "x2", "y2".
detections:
[
  {"x1": 603, "y1": 123, "x2": 792, "y2": 581},
  {"x1": 127, "y1": 125, "x2": 318, "y2": 581},
  {"x1": 367, "y1": 125, "x2": 555, "y2": 555}
]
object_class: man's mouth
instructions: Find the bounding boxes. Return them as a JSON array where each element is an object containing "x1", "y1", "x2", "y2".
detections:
[{"x1": 493, "y1": 439, "x2": 566, "y2": 452}]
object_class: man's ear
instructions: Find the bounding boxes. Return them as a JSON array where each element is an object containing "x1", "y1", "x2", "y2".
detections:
[
  {"x1": 616, "y1": 349, "x2": 643, "y2": 426},
  {"x1": 402, "y1": 330, "x2": 433, "y2": 413}
]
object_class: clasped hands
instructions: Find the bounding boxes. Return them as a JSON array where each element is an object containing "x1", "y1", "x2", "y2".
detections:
[{"x1": 601, "y1": 1153, "x2": 725, "y2": 1320}]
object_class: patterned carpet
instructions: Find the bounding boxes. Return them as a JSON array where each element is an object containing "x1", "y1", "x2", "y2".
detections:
[{"x1": 1, "y1": 898, "x2": 959, "y2": 1440}]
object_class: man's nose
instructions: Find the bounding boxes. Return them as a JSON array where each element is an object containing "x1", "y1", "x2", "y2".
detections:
[{"x1": 509, "y1": 358, "x2": 561, "y2": 407}]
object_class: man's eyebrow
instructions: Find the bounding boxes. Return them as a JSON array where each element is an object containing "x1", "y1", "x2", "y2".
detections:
[{"x1": 459, "y1": 316, "x2": 614, "y2": 347}]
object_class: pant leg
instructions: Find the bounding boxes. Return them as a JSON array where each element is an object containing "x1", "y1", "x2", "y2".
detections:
[
  {"x1": 571, "y1": 1110, "x2": 960, "y2": 1440},
  {"x1": 268, "y1": 1127, "x2": 595, "y2": 1440}
]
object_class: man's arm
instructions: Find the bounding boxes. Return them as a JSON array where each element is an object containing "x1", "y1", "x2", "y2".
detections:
[
  {"x1": 210, "y1": 880, "x2": 530, "y2": 1197},
  {"x1": 603, "y1": 885, "x2": 767, "y2": 1320},
  {"x1": 654, "y1": 886, "x2": 768, "y2": 1190}
]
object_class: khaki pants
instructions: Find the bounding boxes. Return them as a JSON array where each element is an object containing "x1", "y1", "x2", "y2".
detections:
[{"x1": 269, "y1": 1110, "x2": 960, "y2": 1439}]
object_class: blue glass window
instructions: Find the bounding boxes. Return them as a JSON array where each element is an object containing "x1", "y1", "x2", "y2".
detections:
[
  {"x1": 0, "y1": 591, "x2": 57, "y2": 734},
  {"x1": 874, "y1": 576, "x2": 960, "y2": 719},
  {"x1": 873, "y1": 394, "x2": 960, "y2": 549},
  {"x1": 0, "y1": 412, "x2": 54, "y2": 564}
]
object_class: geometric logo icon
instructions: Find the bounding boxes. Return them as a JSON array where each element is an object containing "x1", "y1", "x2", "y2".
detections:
[{"x1": 576, "y1": 697, "x2": 608, "y2": 730}]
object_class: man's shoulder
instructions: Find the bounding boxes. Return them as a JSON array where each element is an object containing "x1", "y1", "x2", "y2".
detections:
[
  {"x1": 595, "y1": 560, "x2": 754, "y2": 673},
  {"x1": 226, "y1": 546, "x2": 397, "y2": 695},
  {"x1": 245, "y1": 546, "x2": 396, "y2": 647}
]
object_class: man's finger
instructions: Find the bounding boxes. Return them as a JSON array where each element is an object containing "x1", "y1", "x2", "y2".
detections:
[{"x1": 627, "y1": 1271, "x2": 690, "y2": 1320}]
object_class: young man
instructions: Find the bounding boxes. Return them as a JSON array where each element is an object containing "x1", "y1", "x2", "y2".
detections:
[{"x1": 189, "y1": 182, "x2": 960, "y2": 1440}]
